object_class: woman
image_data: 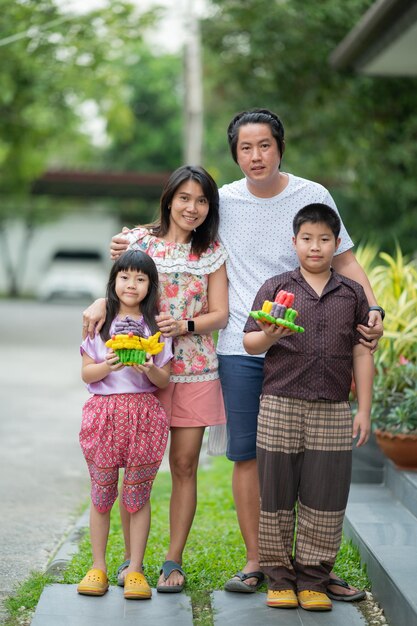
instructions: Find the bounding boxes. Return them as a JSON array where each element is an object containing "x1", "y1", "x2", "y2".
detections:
[{"x1": 83, "y1": 165, "x2": 228, "y2": 592}]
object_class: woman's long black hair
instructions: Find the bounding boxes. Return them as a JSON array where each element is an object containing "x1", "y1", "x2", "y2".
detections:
[
  {"x1": 100, "y1": 250, "x2": 159, "y2": 341},
  {"x1": 146, "y1": 165, "x2": 219, "y2": 257}
]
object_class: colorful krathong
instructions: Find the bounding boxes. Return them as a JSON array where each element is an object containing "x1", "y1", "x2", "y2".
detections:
[
  {"x1": 249, "y1": 290, "x2": 305, "y2": 333},
  {"x1": 105, "y1": 316, "x2": 165, "y2": 365}
]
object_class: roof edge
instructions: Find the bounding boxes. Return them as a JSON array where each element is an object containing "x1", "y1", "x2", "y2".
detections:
[{"x1": 329, "y1": 0, "x2": 416, "y2": 70}]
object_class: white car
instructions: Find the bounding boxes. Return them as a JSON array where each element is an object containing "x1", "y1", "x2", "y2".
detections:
[{"x1": 37, "y1": 250, "x2": 108, "y2": 301}]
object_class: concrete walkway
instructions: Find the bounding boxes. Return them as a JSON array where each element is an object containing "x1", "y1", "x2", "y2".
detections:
[{"x1": 0, "y1": 300, "x2": 90, "y2": 622}]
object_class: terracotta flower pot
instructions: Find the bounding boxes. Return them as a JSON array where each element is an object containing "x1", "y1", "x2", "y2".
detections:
[{"x1": 374, "y1": 429, "x2": 417, "y2": 470}]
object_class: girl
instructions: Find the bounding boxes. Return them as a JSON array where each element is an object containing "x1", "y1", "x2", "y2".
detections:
[
  {"x1": 82, "y1": 165, "x2": 228, "y2": 593},
  {"x1": 77, "y1": 250, "x2": 173, "y2": 600}
]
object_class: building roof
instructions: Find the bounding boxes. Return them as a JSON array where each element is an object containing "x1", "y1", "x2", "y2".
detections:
[
  {"x1": 330, "y1": 0, "x2": 417, "y2": 76},
  {"x1": 31, "y1": 170, "x2": 171, "y2": 199}
]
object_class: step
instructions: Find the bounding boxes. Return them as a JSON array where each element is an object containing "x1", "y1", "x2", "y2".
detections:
[
  {"x1": 344, "y1": 482, "x2": 417, "y2": 626},
  {"x1": 385, "y1": 461, "x2": 417, "y2": 520},
  {"x1": 351, "y1": 434, "x2": 385, "y2": 484}
]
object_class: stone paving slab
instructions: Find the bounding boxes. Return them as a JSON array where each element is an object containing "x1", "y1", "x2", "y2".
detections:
[
  {"x1": 31, "y1": 584, "x2": 367, "y2": 626},
  {"x1": 31, "y1": 584, "x2": 193, "y2": 626},
  {"x1": 211, "y1": 590, "x2": 367, "y2": 626}
]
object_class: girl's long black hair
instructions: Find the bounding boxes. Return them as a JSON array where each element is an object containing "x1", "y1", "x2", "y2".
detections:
[
  {"x1": 146, "y1": 165, "x2": 219, "y2": 257},
  {"x1": 100, "y1": 250, "x2": 159, "y2": 341}
]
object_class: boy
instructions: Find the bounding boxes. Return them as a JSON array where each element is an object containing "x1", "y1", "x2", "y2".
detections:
[{"x1": 243, "y1": 203, "x2": 373, "y2": 611}]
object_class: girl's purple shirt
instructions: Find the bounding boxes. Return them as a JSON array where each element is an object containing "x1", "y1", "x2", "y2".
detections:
[{"x1": 80, "y1": 317, "x2": 173, "y2": 395}]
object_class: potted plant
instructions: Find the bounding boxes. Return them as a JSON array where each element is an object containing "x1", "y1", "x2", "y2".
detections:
[
  {"x1": 355, "y1": 243, "x2": 417, "y2": 469},
  {"x1": 355, "y1": 243, "x2": 417, "y2": 368},
  {"x1": 372, "y1": 362, "x2": 417, "y2": 470}
]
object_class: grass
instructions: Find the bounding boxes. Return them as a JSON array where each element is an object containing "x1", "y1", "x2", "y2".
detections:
[
  {"x1": 4, "y1": 456, "x2": 370, "y2": 625},
  {"x1": 3, "y1": 572, "x2": 56, "y2": 626}
]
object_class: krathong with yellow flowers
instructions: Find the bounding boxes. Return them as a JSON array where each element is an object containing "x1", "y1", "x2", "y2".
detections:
[{"x1": 105, "y1": 316, "x2": 165, "y2": 366}]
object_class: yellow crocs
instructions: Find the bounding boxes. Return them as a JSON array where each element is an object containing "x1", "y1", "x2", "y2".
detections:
[
  {"x1": 298, "y1": 590, "x2": 332, "y2": 611},
  {"x1": 77, "y1": 568, "x2": 108, "y2": 596},
  {"x1": 267, "y1": 589, "x2": 298, "y2": 608},
  {"x1": 124, "y1": 572, "x2": 152, "y2": 600}
]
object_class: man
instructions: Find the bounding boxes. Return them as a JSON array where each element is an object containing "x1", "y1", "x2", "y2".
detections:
[{"x1": 217, "y1": 109, "x2": 382, "y2": 600}]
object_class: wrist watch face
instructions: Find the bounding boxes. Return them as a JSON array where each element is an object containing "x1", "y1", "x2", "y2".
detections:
[{"x1": 187, "y1": 320, "x2": 195, "y2": 332}]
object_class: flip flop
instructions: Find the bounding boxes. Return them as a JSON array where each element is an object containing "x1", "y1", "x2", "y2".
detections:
[
  {"x1": 116, "y1": 559, "x2": 131, "y2": 587},
  {"x1": 327, "y1": 577, "x2": 366, "y2": 602},
  {"x1": 224, "y1": 570, "x2": 265, "y2": 593},
  {"x1": 156, "y1": 560, "x2": 186, "y2": 593}
]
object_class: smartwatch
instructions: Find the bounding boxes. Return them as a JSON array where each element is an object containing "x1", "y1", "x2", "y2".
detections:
[
  {"x1": 187, "y1": 320, "x2": 195, "y2": 332},
  {"x1": 369, "y1": 305, "x2": 385, "y2": 320}
]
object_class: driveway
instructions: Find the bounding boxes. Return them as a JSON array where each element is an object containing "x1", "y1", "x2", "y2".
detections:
[{"x1": 0, "y1": 299, "x2": 91, "y2": 619}]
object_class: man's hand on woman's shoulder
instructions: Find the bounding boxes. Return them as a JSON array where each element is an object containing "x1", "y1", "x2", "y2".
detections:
[{"x1": 110, "y1": 226, "x2": 130, "y2": 260}]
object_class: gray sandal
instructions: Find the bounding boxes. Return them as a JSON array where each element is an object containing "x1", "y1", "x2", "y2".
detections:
[
  {"x1": 224, "y1": 570, "x2": 265, "y2": 593},
  {"x1": 327, "y1": 577, "x2": 366, "y2": 602},
  {"x1": 156, "y1": 560, "x2": 186, "y2": 593},
  {"x1": 116, "y1": 559, "x2": 131, "y2": 587}
]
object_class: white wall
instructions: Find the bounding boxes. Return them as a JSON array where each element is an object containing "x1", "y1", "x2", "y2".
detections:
[{"x1": 0, "y1": 210, "x2": 120, "y2": 296}]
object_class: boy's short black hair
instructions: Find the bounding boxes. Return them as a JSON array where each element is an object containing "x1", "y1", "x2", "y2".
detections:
[{"x1": 293, "y1": 203, "x2": 341, "y2": 240}]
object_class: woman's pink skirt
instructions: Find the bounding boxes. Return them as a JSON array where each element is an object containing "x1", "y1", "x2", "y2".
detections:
[{"x1": 156, "y1": 379, "x2": 226, "y2": 428}]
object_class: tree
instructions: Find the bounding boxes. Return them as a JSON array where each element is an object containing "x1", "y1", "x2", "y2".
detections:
[
  {"x1": 0, "y1": 0, "x2": 163, "y2": 295},
  {"x1": 101, "y1": 44, "x2": 183, "y2": 174},
  {"x1": 201, "y1": 0, "x2": 417, "y2": 253},
  {"x1": 0, "y1": 0, "x2": 159, "y2": 191}
]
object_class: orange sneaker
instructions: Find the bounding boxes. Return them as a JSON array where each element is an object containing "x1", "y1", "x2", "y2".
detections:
[
  {"x1": 298, "y1": 590, "x2": 332, "y2": 611},
  {"x1": 77, "y1": 568, "x2": 108, "y2": 596},
  {"x1": 267, "y1": 589, "x2": 298, "y2": 608}
]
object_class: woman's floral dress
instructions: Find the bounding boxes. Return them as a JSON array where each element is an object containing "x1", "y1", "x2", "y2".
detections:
[{"x1": 126, "y1": 228, "x2": 228, "y2": 383}]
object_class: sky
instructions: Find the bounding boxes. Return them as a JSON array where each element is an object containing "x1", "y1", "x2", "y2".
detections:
[{"x1": 53, "y1": 0, "x2": 207, "y2": 53}]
